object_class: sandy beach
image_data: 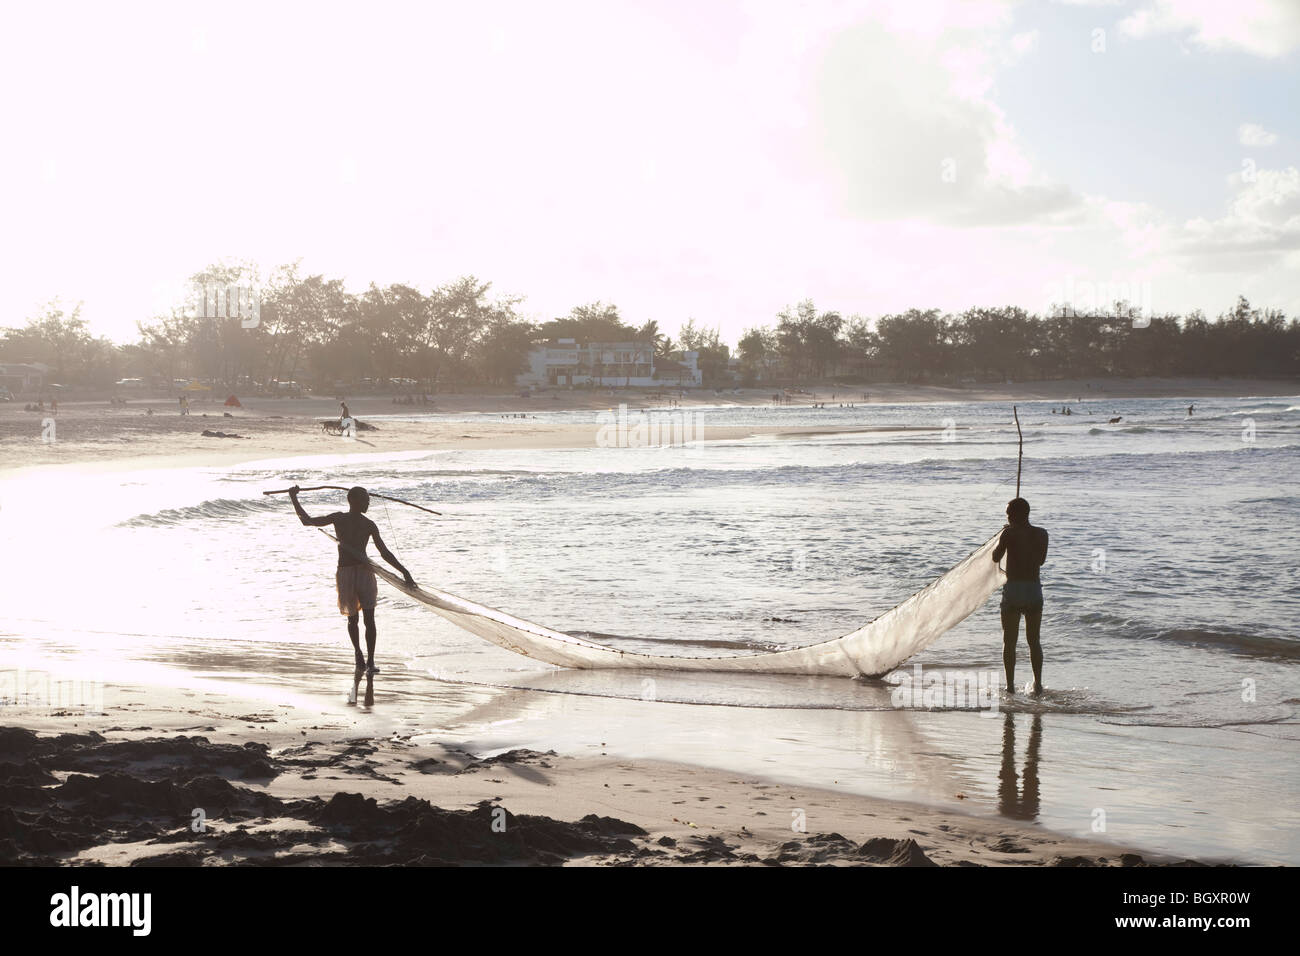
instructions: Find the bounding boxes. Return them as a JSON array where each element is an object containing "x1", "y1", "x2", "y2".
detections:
[{"x1": 0, "y1": 679, "x2": 1203, "y2": 867}]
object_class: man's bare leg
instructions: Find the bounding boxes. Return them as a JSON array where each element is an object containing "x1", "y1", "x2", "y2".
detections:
[
  {"x1": 1000, "y1": 605, "x2": 1020, "y2": 691},
  {"x1": 347, "y1": 613, "x2": 366, "y2": 672},
  {"x1": 1025, "y1": 607, "x2": 1044, "y2": 694},
  {"x1": 362, "y1": 607, "x2": 378, "y2": 673}
]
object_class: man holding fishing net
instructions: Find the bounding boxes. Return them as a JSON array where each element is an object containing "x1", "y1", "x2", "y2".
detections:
[
  {"x1": 993, "y1": 497, "x2": 1049, "y2": 695},
  {"x1": 288, "y1": 485, "x2": 416, "y2": 676}
]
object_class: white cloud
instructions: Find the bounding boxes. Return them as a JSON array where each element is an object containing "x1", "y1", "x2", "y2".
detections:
[
  {"x1": 814, "y1": 16, "x2": 1079, "y2": 227},
  {"x1": 1119, "y1": 0, "x2": 1300, "y2": 58},
  {"x1": 1179, "y1": 166, "x2": 1300, "y2": 266},
  {"x1": 1238, "y1": 122, "x2": 1279, "y2": 147},
  {"x1": 1009, "y1": 30, "x2": 1039, "y2": 59}
]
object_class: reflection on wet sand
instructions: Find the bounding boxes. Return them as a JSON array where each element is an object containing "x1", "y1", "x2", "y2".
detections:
[{"x1": 998, "y1": 712, "x2": 1041, "y2": 821}]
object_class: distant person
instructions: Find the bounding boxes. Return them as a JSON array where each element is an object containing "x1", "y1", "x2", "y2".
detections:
[
  {"x1": 340, "y1": 400, "x2": 350, "y2": 423},
  {"x1": 1187, "y1": 403, "x2": 1194, "y2": 416},
  {"x1": 992, "y1": 497, "x2": 1048, "y2": 695},
  {"x1": 288, "y1": 485, "x2": 415, "y2": 676}
]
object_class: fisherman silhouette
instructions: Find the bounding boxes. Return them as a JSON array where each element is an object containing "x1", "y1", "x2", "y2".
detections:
[
  {"x1": 289, "y1": 485, "x2": 414, "y2": 679},
  {"x1": 993, "y1": 497, "x2": 1048, "y2": 694}
]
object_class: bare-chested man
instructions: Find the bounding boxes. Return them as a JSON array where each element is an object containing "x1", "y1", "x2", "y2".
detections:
[
  {"x1": 992, "y1": 497, "x2": 1049, "y2": 694},
  {"x1": 289, "y1": 485, "x2": 414, "y2": 675}
]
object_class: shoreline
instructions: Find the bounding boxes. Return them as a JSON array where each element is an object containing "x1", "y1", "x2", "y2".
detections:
[
  {"x1": 3, "y1": 376, "x2": 1294, "y2": 477},
  {"x1": 0, "y1": 675, "x2": 1216, "y2": 867}
]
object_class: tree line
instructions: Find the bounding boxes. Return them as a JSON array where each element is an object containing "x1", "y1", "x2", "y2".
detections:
[
  {"x1": 738, "y1": 297, "x2": 1297, "y2": 386},
  {"x1": 1, "y1": 260, "x2": 1295, "y2": 391}
]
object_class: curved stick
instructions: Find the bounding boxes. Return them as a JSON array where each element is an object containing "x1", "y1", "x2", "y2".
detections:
[
  {"x1": 263, "y1": 484, "x2": 442, "y2": 516},
  {"x1": 1013, "y1": 405, "x2": 1023, "y2": 497}
]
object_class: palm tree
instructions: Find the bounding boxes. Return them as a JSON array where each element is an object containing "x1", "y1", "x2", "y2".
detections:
[{"x1": 638, "y1": 319, "x2": 662, "y2": 351}]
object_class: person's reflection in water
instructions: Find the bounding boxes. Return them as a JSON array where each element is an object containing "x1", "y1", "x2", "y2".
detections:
[{"x1": 997, "y1": 712, "x2": 1042, "y2": 820}]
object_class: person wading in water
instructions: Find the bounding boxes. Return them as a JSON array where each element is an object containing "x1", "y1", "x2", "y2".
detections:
[
  {"x1": 288, "y1": 485, "x2": 415, "y2": 676},
  {"x1": 992, "y1": 497, "x2": 1049, "y2": 694}
]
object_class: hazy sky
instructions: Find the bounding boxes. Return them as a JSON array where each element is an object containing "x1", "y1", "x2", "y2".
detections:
[{"x1": 2, "y1": 0, "x2": 1297, "y2": 344}]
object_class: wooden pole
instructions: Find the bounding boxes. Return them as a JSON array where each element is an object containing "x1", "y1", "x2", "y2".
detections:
[
  {"x1": 263, "y1": 484, "x2": 442, "y2": 516},
  {"x1": 1013, "y1": 405, "x2": 1023, "y2": 497}
]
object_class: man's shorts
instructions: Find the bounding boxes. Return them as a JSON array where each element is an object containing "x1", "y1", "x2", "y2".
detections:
[
  {"x1": 1000, "y1": 579, "x2": 1043, "y2": 611},
  {"x1": 336, "y1": 565, "x2": 378, "y2": 615}
]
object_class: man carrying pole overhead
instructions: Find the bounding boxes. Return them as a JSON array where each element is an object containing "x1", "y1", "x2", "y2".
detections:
[{"x1": 287, "y1": 485, "x2": 416, "y2": 676}]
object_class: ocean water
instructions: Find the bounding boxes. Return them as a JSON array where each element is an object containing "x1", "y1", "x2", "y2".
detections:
[{"x1": 2, "y1": 394, "x2": 1297, "y2": 862}]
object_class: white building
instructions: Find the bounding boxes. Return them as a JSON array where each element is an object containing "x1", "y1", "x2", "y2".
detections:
[
  {"x1": 516, "y1": 340, "x2": 701, "y2": 388},
  {"x1": 0, "y1": 363, "x2": 49, "y2": 392}
]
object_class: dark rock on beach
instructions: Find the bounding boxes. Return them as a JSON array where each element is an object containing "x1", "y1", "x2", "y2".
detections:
[
  {"x1": 857, "y1": 836, "x2": 938, "y2": 866},
  {"x1": 0, "y1": 729, "x2": 654, "y2": 866}
]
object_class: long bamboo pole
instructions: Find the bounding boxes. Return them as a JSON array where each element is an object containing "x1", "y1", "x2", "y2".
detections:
[
  {"x1": 262, "y1": 484, "x2": 442, "y2": 516},
  {"x1": 1013, "y1": 405, "x2": 1023, "y2": 497}
]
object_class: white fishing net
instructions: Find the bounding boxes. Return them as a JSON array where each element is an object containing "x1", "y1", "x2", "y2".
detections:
[{"x1": 348, "y1": 530, "x2": 1005, "y2": 678}]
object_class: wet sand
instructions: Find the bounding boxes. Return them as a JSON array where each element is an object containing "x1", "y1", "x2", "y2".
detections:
[{"x1": 0, "y1": 679, "x2": 1204, "y2": 867}]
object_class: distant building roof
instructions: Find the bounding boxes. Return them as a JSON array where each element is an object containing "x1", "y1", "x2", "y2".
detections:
[{"x1": 538, "y1": 340, "x2": 650, "y2": 349}]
